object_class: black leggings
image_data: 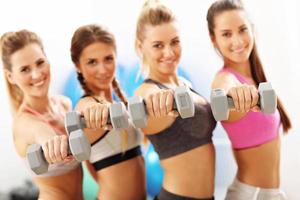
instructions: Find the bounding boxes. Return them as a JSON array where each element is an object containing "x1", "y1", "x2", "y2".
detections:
[{"x1": 154, "y1": 187, "x2": 214, "y2": 200}]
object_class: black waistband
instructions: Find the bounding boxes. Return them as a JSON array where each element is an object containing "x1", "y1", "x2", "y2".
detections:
[
  {"x1": 155, "y1": 187, "x2": 214, "y2": 200},
  {"x1": 92, "y1": 146, "x2": 142, "y2": 171}
]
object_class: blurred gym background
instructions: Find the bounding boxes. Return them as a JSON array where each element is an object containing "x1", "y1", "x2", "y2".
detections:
[{"x1": 0, "y1": 0, "x2": 299, "y2": 199}]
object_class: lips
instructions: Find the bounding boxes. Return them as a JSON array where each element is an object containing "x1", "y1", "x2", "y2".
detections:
[
  {"x1": 31, "y1": 78, "x2": 46, "y2": 87},
  {"x1": 160, "y1": 59, "x2": 177, "y2": 66},
  {"x1": 231, "y1": 47, "x2": 246, "y2": 53}
]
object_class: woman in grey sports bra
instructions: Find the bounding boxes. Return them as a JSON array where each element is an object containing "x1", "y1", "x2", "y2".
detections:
[
  {"x1": 70, "y1": 24, "x2": 146, "y2": 200},
  {"x1": 1, "y1": 30, "x2": 83, "y2": 200},
  {"x1": 134, "y1": 1, "x2": 216, "y2": 200}
]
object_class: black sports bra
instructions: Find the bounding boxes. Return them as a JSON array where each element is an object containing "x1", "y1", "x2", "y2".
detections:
[{"x1": 144, "y1": 79, "x2": 216, "y2": 159}]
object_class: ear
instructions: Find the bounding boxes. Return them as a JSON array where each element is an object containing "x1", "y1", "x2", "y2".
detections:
[
  {"x1": 75, "y1": 62, "x2": 82, "y2": 74},
  {"x1": 135, "y1": 39, "x2": 143, "y2": 58},
  {"x1": 4, "y1": 69, "x2": 16, "y2": 84},
  {"x1": 250, "y1": 23, "x2": 256, "y2": 39},
  {"x1": 209, "y1": 34, "x2": 217, "y2": 48}
]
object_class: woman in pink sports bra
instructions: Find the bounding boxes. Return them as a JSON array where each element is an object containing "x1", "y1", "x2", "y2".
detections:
[
  {"x1": 1, "y1": 30, "x2": 83, "y2": 200},
  {"x1": 206, "y1": 0, "x2": 292, "y2": 199}
]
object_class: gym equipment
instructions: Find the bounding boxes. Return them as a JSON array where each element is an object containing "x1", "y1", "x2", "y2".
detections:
[
  {"x1": 210, "y1": 82, "x2": 277, "y2": 121},
  {"x1": 128, "y1": 85, "x2": 195, "y2": 128}
]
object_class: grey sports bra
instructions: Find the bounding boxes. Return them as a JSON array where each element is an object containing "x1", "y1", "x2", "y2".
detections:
[{"x1": 144, "y1": 79, "x2": 216, "y2": 160}]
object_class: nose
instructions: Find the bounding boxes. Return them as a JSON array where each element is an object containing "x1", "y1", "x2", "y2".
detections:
[
  {"x1": 96, "y1": 63, "x2": 108, "y2": 74},
  {"x1": 163, "y1": 45, "x2": 175, "y2": 58},
  {"x1": 231, "y1": 34, "x2": 244, "y2": 47},
  {"x1": 31, "y1": 68, "x2": 42, "y2": 79}
]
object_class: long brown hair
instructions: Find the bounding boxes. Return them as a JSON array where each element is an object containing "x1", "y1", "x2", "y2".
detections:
[
  {"x1": 206, "y1": 0, "x2": 292, "y2": 132},
  {"x1": 70, "y1": 24, "x2": 128, "y2": 150},
  {"x1": 70, "y1": 24, "x2": 127, "y2": 105},
  {"x1": 1, "y1": 30, "x2": 44, "y2": 115}
]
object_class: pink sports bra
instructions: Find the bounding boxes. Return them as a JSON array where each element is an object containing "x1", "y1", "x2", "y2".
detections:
[
  {"x1": 20, "y1": 96, "x2": 79, "y2": 177},
  {"x1": 218, "y1": 67, "x2": 281, "y2": 149}
]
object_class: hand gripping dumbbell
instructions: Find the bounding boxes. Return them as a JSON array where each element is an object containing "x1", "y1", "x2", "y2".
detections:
[
  {"x1": 128, "y1": 85, "x2": 195, "y2": 128},
  {"x1": 65, "y1": 102, "x2": 129, "y2": 131},
  {"x1": 65, "y1": 101, "x2": 129, "y2": 156},
  {"x1": 26, "y1": 128, "x2": 91, "y2": 175},
  {"x1": 210, "y1": 82, "x2": 277, "y2": 121},
  {"x1": 27, "y1": 102, "x2": 129, "y2": 175}
]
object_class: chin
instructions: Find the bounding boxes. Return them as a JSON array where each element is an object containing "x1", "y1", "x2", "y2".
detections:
[{"x1": 97, "y1": 84, "x2": 111, "y2": 90}]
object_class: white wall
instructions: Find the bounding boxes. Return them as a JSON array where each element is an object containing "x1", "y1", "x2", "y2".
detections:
[{"x1": 0, "y1": 0, "x2": 299, "y2": 199}]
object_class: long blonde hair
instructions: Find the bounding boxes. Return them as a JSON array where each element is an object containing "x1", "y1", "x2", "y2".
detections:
[
  {"x1": 1, "y1": 30, "x2": 44, "y2": 116},
  {"x1": 135, "y1": 0, "x2": 176, "y2": 77}
]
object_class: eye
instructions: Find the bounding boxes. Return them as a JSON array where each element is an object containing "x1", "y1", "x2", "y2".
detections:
[
  {"x1": 36, "y1": 59, "x2": 45, "y2": 67},
  {"x1": 240, "y1": 27, "x2": 248, "y2": 33},
  {"x1": 153, "y1": 43, "x2": 163, "y2": 49},
  {"x1": 87, "y1": 59, "x2": 97, "y2": 66},
  {"x1": 222, "y1": 32, "x2": 231, "y2": 38},
  {"x1": 20, "y1": 66, "x2": 30, "y2": 73},
  {"x1": 104, "y1": 55, "x2": 114, "y2": 63},
  {"x1": 171, "y1": 39, "x2": 180, "y2": 46}
]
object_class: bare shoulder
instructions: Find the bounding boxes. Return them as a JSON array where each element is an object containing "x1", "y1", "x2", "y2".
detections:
[
  {"x1": 134, "y1": 83, "x2": 161, "y2": 97},
  {"x1": 75, "y1": 96, "x2": 99, "y2": 112},
  {"x1": 212, "y1": 71, "x2": 240, "y2": 90},
  {"x1": 13, "y1": 112, "x2": 54, "y2": 157},
  {"x1": 53, "y1": 94, "x2": 72, "y2": 111},
  {"x1": 179, "y1": 76, "x2": 193, "y2": 88}
]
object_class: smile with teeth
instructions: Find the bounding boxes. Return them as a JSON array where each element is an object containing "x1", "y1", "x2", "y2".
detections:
[
  {"x1": 32, "y1": 79, "x2": 45, "y2": 87},
  {"x1": 161, "y1": 59, "x2": 176, "y2": 65},
  {"x1": 231, "y1": 47, "x2": 246, "y2": 54}
]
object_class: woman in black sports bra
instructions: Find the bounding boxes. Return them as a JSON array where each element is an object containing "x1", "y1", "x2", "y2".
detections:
[{"x1": 134, "y1": 1, "x2": 216, "y2": 200}]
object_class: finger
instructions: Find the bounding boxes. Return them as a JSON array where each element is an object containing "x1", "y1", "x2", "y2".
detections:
[
  {"x1": 60, "y1": 135, "x2": 69, "y2": 159},
  {"x1": 54, "y1": 136, "x2": 63, "y2": 162},
  {"x1": 42, "y1": 142, "x2": 51, "y2": 164},
  {"x1": 89, "y1": 106, "x2": 97, "y2": 129},
  {"x1": 229, "y1": 88, "x2": 239, "y2": 111},
  {"x1": 165, "y1": 91, "x2": 173, "y2": 114},
  {"x1": 236, "y1": 87, "x2": 245, "y2": 112},
  {"x1": 48, "y1": 139, "x2": 56, "y2": 163},
  {"x1": 104, "y1": 124, "x2": 113, "y2": 131},
  {"x1": 152, "y1": 93, "x2": 160, "y2": 118},
  {"x1": 243, "y1": 85, "x2": 252, "y2": 112},
  {"x1": 159, "y1": 91, "x2": 167, "y2": 117},
  {"x1": 167, "y1": 110, "x2": 179, "y2": 118},
  {"x1": 94, "y1": 105, "x2": 102, "y2": 129},
  {"x1": 250, "y1": 85, "x2": 259, "y2": 108},
  {"x1": 84, "y1": 108, "x2": 91, "y2": 129},
  {"x1": 251, "y1": 105, "x2": 260, "y2": 112},
  {"x1": 102, "y1": 105, "x2": 109, "y2": 128},
  {"x1": 145, "y1": 95, "x2": 154, "y2": 117}
]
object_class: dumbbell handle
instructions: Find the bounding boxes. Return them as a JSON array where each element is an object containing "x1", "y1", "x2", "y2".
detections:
[
  {"x1": 226, "y1": 95, "x2": 261, "y2": 109},
  {"x1": 27, "y1": 143, "x2": 73, "y2": 175},
  {"x1": 79, "y1": 114, "x2": 111, "y2": 128},
  {"x1": 142, "y1": 99, "x2": 178, "y2": 114}
]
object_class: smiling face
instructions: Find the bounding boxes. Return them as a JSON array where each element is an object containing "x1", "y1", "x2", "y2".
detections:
[
  {"x1": 211, "y1": 10, "x2": 254, "y2": 67},
  {"x1": 6, "y1": 43, "x2": 50, "y2": 99},
  {"x1": 137, "y1": 21, "x2": 182, "y2": 77},
  {"x1": 77, "y1": 42, "x2": 116, "y2": 93}
]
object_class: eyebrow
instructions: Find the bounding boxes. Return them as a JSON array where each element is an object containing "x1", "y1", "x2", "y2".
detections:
[
  {"x1": 151, "y1": 36, "x2": 180, "y2": 44},
  {"x1": 19, "y1": 58, "x2": 43, "y2": 69},
  {"x1": 19, "y1": 64, "x2": 30, "y2": 69},
  {"x1": 220, "y1": 24, "x2": 247, "y2": 32}
]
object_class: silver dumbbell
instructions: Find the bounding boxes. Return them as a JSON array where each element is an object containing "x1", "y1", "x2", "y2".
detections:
[
  {"x1": 210, "y1": 82, "x2": 277, "y2": 121},
  {"x1": 128, "y1": 85, "x2": 195, "y2": 128},
  {"x1": 26, "y1": 130, "x2": 88, "y2": 175}
]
